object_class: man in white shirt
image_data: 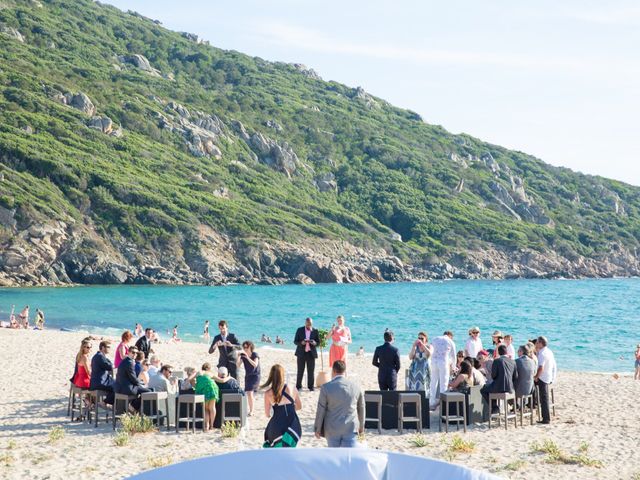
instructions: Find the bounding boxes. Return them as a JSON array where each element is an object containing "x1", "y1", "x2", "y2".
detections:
[
  {"x1": 534, "y1": 336, "x2": 557, "y2": 424},
  {"x1": 429, "y1": 331, "x2": 456, "y2": 409},
  {"x1": 148, "y1": 364, "x2": 178, "y2": 423}
]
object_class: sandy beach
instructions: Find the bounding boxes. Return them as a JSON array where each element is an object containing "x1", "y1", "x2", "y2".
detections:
[{"x1": 0, "y1": 328, "x2": 639, "y2": 480}]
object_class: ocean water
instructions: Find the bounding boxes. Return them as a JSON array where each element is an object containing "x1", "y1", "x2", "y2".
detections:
[{"x1": 1, "y1": 279, "x2": 639, "y2": 372}]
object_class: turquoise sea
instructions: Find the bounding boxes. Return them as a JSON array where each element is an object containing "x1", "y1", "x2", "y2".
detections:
[{"x1": 1, "y1": 279, "x2": 639, "y2": 372}]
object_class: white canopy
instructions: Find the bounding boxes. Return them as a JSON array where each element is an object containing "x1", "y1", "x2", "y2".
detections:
[{"x1": 130, "y1": 448, "x2": 500, "y2": 480}]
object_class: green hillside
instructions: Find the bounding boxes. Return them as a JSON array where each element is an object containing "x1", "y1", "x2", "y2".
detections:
[{"x1": 1, "y1": 0, "x2": 639, "y2": 285}]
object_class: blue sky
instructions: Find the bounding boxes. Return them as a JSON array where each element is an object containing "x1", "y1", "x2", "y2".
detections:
[{"x1": 106, "y1": 1, "x2": 640, "y2": 185}]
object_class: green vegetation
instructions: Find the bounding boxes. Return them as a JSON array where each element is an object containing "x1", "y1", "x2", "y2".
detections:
[
  {"x1": 47, "y1": 425, "x2": 64, "y2": 444},
  {"x1": 220, "y1": 421, "x2": 241, "y2": 438},
  {"x1": 1, "y1": 0, "x2": 639, "y2": 268},
  {"x1": 113, "y1": 429, "x2": 130, "y2": 447},
  {"x1": 447, "y1": 435, "x2": 476, "y2": 455},
  {"x1": 147, "y1": 456, "x2": 172, "y2": 469},
  {"x1": 409, "y1": 433, "x2": 430, "y2": 448},
  {"x1": 120, "y1": 413, "x2": 155, "y2": 435},
  {"x1": 530, "y1": 439, "x2": 603, "y2": 468}
]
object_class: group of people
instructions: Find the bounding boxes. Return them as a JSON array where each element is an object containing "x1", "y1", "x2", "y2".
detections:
[
  {"x1": 369, "y1": 327, "x2": 558, "y2": 425},
  {"x1": 68, "y1": 316, "x2": 567, "y2": 453},
  {"x1": 2, "y1": 305, "x2": 45, "y2": 329},
  {"x1": 260, "y1": 334, "x2": 285, "y2": 345}
]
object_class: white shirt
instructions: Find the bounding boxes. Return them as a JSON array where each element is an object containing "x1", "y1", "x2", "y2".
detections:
[
  {"x1": 464, "y1": 337, "x2": 483, "y2": 358},
  {"x1": 536, "y1": 346, "x2": 557, "y2": 384},
  {"x1": 148, "y1": 373, "x2": 177, "y2": 395},
  {"x1": 431, "y1": 335, "x2": 456, "y2": 366},
  {"x1": 506, "y1": 344, "x2": 516, "y2": 359}
]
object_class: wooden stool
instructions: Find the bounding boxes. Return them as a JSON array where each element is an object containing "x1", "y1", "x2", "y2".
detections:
[
  {"x1": 112, "y1": 393, "x2": 137, "y2": 430},
  {"x1": 517, "y1": 394, "x2": 534, "y2": 426},
  {"x1": 141, "y1": 391, "x2": 170, "y2": 431},
  {"x1": 220, "y1": 393, "x2": 247, "y2": 427},
  {"x1": 397, "y1": 392, "x2": 422, "y2": 433},
  {"x1": 439, "y1": 391, "x2": 467, "y2": 433},
  {"x1": 87, "y1": 390, "x2": 111, "y2": 427},
  {"x1": 176, "y1": 394, "x2": 205, "y2": 433},
  {"x1": 364, "y1": 393, "x2": 382, "y2": 434},
  {"x1": 488, "y1": 392, "x2": 517, "y2": 430},
  {"x1": 69, "y1": 384, "x2": 88, "y2": 421},
  {"x1": 535, "y1": 385, "x2": 556, "y2": 421}
]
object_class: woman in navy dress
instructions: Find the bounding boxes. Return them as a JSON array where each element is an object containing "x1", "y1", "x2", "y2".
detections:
[
  {"x1": 238, "y1": 340, "x2": 261, "y2": 416},
  {"x1": 261, "y1": 364, "x2": 302, "y2": 448}
]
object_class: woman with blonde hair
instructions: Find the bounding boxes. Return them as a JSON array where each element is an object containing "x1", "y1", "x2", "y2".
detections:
[
  {"x1": 195, "y1": 363, "x2": 219, "y2": 431},
  {"x1": 329, "y1": 315, "x2": 352, "y2": 367},
  {"x1": 72, "y1": 339, "x2": 92, "y2": 389},
  {"x1": 114, "y1": 330, "x2": 133, "y2": 369},
  {"x1": 262, "y1": 364, "x2": 302, "y2": 448}
]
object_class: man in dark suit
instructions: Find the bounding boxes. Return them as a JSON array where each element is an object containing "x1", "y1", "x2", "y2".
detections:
[
  {"x1": 135, "y1": 328, "x2": 154, "y2": 359},
  {"x1": 90, "y1": 340, "x2": 115, "y2": 405},
  {"x1": 294, "y1": 317, "x2": 320, "y2": 391},
  {"x1": 372, "y1": 330, "x2": 401, "y2": 390},
  {"x1": 114, "y1": 346, "x2": 152, "y2": 411},
  {"x1": 208, "y1": 320, "x2": 241, "y2": 379},
  {"x1": 481, "y1": 344, "x2": 518, "y2": 412}
]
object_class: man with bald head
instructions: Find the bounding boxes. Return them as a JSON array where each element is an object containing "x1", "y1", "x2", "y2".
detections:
[{"x1": 294, "y1": 317, "x2": 320, "y2": 391}]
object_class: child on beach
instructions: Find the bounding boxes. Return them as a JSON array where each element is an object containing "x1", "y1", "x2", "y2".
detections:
[{"x1": 635, "y1": 343, "x2": 640, "y2": 380}]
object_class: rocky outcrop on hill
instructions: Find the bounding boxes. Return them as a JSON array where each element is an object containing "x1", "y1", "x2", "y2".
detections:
[
  {"x1": 0, "y1": 25, "x2": 24, "y2": 42},
  {"x1": 248, "y1": 132, "x2": 299, "y2": 178},
  {"x1": 2, "y1": 215, "x2": 639, "y2": 287},
  {"x1": 119, "y1": 54, "x2": 161, "y2": 77},
  {"x1": 50, "y1": 90, "x2": 96, "y2": 116},
  {"x1": 157, "y1": 101, "x2": 225, "y2": 158}
]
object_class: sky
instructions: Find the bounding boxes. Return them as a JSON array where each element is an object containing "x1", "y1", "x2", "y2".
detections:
[{"x1": 105, "y1": 1, "x2": 640, "y2": 185}]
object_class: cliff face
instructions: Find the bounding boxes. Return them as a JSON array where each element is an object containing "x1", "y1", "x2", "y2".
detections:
[
  {"x1": 1, "y1": 0, "x2": 639, "y2": 286},
  {"x1": 1, "y1": 216, "x2": 637, "y2": 287}
]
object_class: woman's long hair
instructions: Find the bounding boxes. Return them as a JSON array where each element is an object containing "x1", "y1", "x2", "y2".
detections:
[
  {"x1": 76, "y1": 340, "x2": 90, "y2": 364},
  {"x1": 261, "y1": 364, "x2": 285, "y2": 403}
]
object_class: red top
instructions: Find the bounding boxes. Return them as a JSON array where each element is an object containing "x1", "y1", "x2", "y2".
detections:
[{"x1": 73, "y1": 364, "x2": 90, "y2": 389}]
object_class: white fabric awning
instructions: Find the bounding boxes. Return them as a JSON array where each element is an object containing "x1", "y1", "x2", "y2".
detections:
[{"x1": 130, "y1": 448, "x2": 500, "y2": 480}]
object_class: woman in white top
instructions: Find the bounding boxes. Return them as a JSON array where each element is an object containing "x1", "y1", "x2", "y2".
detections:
[{"x1": 464, "y1": 327, "x2": 483, "y2": 358}]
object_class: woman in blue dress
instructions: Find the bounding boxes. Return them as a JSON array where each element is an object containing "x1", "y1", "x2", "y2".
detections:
[
  {"x1": 406, "y1": 332, "x2": 432, "y2": 392},
  {"x1": 261, "y1": 364, "x2": 302, "y2": 448},
  {"x1": 237, "y1": 340, "x2": 261, "y2": 416}
]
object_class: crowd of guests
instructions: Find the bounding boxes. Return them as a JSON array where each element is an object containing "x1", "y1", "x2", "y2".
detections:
[
  {"x1": 69, "y1": 316, "x2": 563, "y2": 451},
  {"x1": 371, "y1": 327, "x2": 558, "y2": 425}
]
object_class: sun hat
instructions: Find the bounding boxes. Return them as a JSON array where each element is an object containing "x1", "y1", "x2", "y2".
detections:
[
  {"x1": 468, "y1": 327, "x2": 480, "y2": 335},
  {"x1": 491, "y1": 330, "x2": 504, "y2": 338}
]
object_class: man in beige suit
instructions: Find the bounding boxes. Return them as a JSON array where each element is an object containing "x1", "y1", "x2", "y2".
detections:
[{"x1": 314, "y1": 360, "x2": 365, "y2": 447}]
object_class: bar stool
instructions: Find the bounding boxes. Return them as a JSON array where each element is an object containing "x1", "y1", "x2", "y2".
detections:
[
  {"x1": 112, "y1": 393, "x2": 137, "y2": 430},
  {"x1": 535, "y1": 385, "x2": 556, "y2": 420},
  {"x1": 220, "y1": 393, "x2": 247, "y2": 427},
  {"x1": 364, "y1": 393, "x2": 382, "y2": 434},
  {"x1": 488, "y1": 392, "x2": 517, "y2": 430},
  {"x1": 439, "y1": 391, "x2": 467, "y2": 433},
  {"x1": 176, "y1": 394, "x2": 205, "y2": 433},
  {"x1": 87, "y1": 390, "x2": 111, "y2": 427},
  {"x1": 69, "y1": 384, "x2": 88, "y2": 421},
  {"x1": 141, "y1": 391, "x2": 170, "y2": 431},
  {"x1": 397, "y1": 393, "x2": 422, "y2": 433},
  {"x1": 517, "y1": 394, "x2": 534, "y2": 426}
]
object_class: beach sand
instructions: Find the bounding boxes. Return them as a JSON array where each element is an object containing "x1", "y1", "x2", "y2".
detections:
[{"x1": 0, "y1": 328, "x2": 639, "y2": 479}]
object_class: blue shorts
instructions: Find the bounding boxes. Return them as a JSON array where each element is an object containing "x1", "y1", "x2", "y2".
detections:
[{"x1": 635, "y1": 359, "x2": 640, "y2": 368}]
